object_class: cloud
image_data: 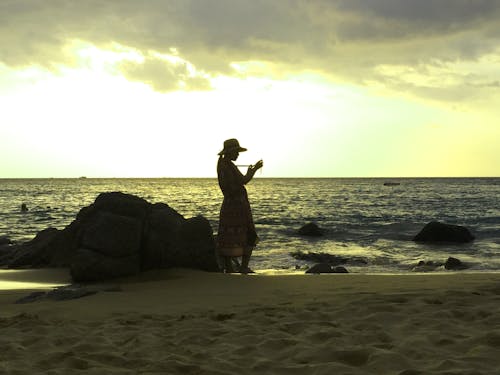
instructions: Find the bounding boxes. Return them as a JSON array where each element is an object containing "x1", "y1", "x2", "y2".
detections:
[
  {"x1": 1, "y1": 0, "x2": 500, "y2": 101},
  {"x1": 118, "y1": 54, "x2": 211, "y2": 92}
]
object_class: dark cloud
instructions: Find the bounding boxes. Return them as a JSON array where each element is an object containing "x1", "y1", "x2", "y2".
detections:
[
  {"x1": 0, "y1": 0, "x2": 499, "y2": 99},
  {"x1": 333, "y1": 0, "x2": 500, "y2": 23}
]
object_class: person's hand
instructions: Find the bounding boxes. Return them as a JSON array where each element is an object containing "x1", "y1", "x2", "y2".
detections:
[
  {"x1": 247, "y1": 160, "x2": 263, "y2": 174},
  {"x1": 254, "y1": 159, "x2": 264, "y2": 171}
]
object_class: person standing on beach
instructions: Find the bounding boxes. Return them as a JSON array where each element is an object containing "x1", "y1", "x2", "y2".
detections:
[{"x1": 217, "y1": 138, "x2": 263, "y2": 274}]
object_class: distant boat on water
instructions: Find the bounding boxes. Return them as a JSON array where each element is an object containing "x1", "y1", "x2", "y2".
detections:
[{"x1": 383, "y1": 182, "x2": 400, "y2": 186}]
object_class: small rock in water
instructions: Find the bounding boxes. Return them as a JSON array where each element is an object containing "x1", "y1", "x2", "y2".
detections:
[
  {"x1": 413, "y1": 221, "x2": 475, "y2": 243},
  {"x1": 306, "y1": 263, "x2": 333, "y2": 274},
  {"x1": 297, "y1": 222, "x2": 324, "y2": 237},
  {"x1": 444, "y1": 257, "x2": 468, "y2": 270},
  {"x1": 305, "y1": 263, "x2": 348, "y2": 274},
  {"x1": 291, "y1": 251, "x2": 346, "y2": 265}
]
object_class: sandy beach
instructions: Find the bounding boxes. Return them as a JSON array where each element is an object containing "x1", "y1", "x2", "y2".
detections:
[{"x1": 1, "y1": 269, "x2": 500, "y2": 374}]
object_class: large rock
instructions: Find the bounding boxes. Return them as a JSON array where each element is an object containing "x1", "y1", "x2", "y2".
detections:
[
  {"x1": 141, "y1": 203, "x2": 185, "y2": 270},
  {"x1": 176, "y1": 216, "x2": 219, "y2": 272},
  {"x1": 82, "y1": 212, "x2": 143, "y2": 257},
  {"x1": 1, "y1": 192, "x2": 217, "y2": 281},
  {"x1": 70, "y1": 248, "x2": 141, "y2": 282},
  {"x1": 413, "y1": 221, "x2": 475, "y2": 243}
]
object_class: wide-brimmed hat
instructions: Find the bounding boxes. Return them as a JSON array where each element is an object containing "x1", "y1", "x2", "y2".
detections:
[{"x1": 218, "y1": 138, "x2": 247, "y2": 155}]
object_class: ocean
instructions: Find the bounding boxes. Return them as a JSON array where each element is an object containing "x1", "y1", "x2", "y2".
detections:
[{"x1": 1, "y1": 178, "x2": 499, "y2": 273}]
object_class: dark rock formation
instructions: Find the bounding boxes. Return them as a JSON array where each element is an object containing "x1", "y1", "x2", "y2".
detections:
[
  {"x1": 413, "y1": 221, "x2": 475, "y2": 243},
  {"x1": 292, "y1": 251, "x2": 346, "y2": 265},
  {"x1": 0, "y1": 236, "x2": 12, "y2": 246},
  {"x1": 444, "y1": 257, "x2": 468, "y2": 270},
  {"x1": 305, "y1": 263, "x2": 349, "y2": 274},
  {"x1": 290, "y1": 251, "x2": 367, "y2": 266},
  {"x1": 298, "y1": 222, "x2": 323, "y2": 237},
  {"x1": 411, "y1": 257, "x2": 468, "y2": 272},
  {"x1": 1, "y1": 192, "x2": 218, "y2": 281},
  {"x1": 306, "y1": 263, "x2": 333, "y2": 274}
]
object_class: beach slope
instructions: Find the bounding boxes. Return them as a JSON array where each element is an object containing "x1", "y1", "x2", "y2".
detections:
[{"x1": 1, "y1": 269, "x2": 500, "y2": 374}]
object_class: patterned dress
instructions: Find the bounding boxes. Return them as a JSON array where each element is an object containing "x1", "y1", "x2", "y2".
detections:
[{"x1": 216, "y1": 157, "x2": 258, "y2": 257}]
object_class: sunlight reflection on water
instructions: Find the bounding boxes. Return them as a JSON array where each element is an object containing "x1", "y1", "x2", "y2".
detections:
[
  {"x1": 0, "y1": 281, "x2": 66, "y2": 290},
  {"x1": 0, "y1": 270, "x2": 69, "y2": 290},
  {"x1": 0, "y1": 178, "x2": 499, "y2": 273}
]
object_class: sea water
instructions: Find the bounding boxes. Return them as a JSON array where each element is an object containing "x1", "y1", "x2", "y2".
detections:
[{"x1": 0, "y1": 178, "x2": 499, "y2": 273}]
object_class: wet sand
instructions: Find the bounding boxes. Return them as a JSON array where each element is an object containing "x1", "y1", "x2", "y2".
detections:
[{"x1": 1, "y1": 269, "x2": 500, "y2": 374}]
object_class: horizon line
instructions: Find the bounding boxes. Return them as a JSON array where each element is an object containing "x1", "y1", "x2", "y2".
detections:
[{"x1": 0, "y1": 176, "x2": 499, "y2": 179}]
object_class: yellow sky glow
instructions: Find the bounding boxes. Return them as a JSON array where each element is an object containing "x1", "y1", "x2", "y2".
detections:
[{"x1": 1, "y1": 1, "x2": 499, "y2": 177}]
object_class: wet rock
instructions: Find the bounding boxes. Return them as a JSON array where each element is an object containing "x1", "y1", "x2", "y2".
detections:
[
  {"x1": 306, "y1": 263, "x2": 333, "y2": 274},
  {"x1": 290, "y1": 251, "x2": 367, "y2": 266},
  {"x1": 413, "y1": 221, "x2": 475, "y2": 243},
  {"x1": 298, "y1": 222, "x2": 323, "y2": 237},
  {"x1": 305, "y1": 264, "x2": 349, "y2": 274},
  {"x1": 411, "y1": 258, "x2": 469, "y2": 272},
  {"x1": 291, "y1": 251, "x2": 346, "y2": 265},
  {"x1": 444, "y1": 257, "x2": 468, "y2": 270}
]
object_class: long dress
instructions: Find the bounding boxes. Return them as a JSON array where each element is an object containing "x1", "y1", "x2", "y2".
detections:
[{"x1": 216, "y1": 157, "x2": 258, "y2": 257}]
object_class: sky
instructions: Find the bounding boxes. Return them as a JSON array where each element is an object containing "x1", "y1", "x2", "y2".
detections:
[{"x1": 1, "y1": 0, "x2": 499, "y2": 178}]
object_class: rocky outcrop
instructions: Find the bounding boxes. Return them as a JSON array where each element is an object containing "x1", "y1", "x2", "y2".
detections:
[
  {"x1": 413, "y1": 221, "x2": 475, "y2": 243},
  {"x1": 1, "y1": 192, "x2": 218, "y2": 281}
]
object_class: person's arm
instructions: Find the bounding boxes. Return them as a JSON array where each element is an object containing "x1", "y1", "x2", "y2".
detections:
[
  {"x1": 218, "y1": 159, "x2": 245, "y2": 196},
  {"x1": 243, "y1": 160, "x2": 263, "y2": 184}
]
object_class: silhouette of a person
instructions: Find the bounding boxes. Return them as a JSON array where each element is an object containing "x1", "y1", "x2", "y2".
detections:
[{"x1": 217, "y1": 139, "x2": 263, "y2": 273}]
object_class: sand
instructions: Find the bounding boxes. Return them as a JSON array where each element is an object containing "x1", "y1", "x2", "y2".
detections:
[{"x1": 1, "y1": 269, "x2": 500, "y2": 374}]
